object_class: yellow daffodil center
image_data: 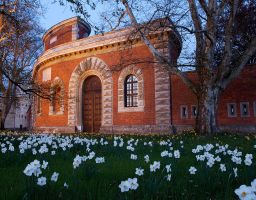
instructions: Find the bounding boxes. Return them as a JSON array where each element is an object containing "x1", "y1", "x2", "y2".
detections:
[{"x1": 242, "y1": 192, "x2": 247, "y2": 197}]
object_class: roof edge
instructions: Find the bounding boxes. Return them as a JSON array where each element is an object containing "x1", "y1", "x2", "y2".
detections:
[{"x1": 42, "y1": 16, "x2": 91, "y2": 41}]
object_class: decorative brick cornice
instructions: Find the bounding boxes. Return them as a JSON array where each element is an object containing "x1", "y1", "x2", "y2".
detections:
[{"x1": 33, "y1": 28, "x2": 179, "y2": 79}]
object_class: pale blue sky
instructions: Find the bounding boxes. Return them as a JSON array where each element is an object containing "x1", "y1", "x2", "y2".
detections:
[
  {"x1": 39, "y1": 1, "x2": 103, "y2": 35},
  {"x1": 40, "y1": 2, "x2": 76, "y2": 31}
]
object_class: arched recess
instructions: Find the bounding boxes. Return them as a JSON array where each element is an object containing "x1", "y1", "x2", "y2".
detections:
[
  {"x1": 118, "y1": 65, "x2": 144, "y2": 112},
  {"x1": 49, "y1": 76, "x2": 65, "y2": 115},
  {"x1": 68, "y1": 57, "x2": 113, "y2": 131}
]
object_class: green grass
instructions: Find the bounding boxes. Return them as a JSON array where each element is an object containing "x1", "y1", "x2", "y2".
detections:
[{"x1": 0, "y1": 132, "x2": 255, "y2": 200}]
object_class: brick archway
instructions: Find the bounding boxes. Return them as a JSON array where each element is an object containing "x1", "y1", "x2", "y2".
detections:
[{"x1": 68, "y1": 57, "x2": 113, "y2": 131}]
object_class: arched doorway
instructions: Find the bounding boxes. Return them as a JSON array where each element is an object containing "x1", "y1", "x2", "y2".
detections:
[{"x1": 82, "y1": 75, "x2": 102, "y2": 132}]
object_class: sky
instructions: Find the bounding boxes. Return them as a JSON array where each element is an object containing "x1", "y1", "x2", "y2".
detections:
[
  {"x1": 40, "y1": 2, "x2": 76, "y2": 31},
  {"x1": 39, "y1": 1, "x2": 103, "y2": 35}
]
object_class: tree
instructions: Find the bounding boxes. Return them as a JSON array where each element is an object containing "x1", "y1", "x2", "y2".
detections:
[
  {"x1": 60, "y1": 0, "x2": 256, "y2": 135},
  {"x1": 0, "y1": 0, "x2": 44, "y2": 129}
]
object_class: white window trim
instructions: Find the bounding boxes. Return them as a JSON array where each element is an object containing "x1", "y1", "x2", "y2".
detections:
[
  {"x1": 180, "y1": 105, "x2": 188, "y2": 119},
  {"x1": 191, "y1": 105, "x2": 197, "y2": 118},
  {"x1": 227, "y1": 103, "x2": 237, "y2": 117},
  {"x1": 240, "y1": 102, "x2": 250, "y2": 117},
  {"x1": 42, "y1": 68, "x2": 51, "y2": 82}
]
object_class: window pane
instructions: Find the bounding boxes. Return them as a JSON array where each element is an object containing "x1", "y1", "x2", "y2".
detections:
[{"x1": 125, "y1": 75, "x2": 138, "y2": 107}]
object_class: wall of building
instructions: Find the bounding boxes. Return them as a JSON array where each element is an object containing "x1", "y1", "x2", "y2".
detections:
[
  {"x1": 171, "y1": 65, "x2": 256, "y2": 132},
  {"x1": 4, "y1": 96, "x2": 31, "y2": 130},
  {"x1": 44, "y1": 24, "x2": 73, "y2": 51},
  {"x1": 34, "y1": 44, "x2": 157, "y2": 131}
]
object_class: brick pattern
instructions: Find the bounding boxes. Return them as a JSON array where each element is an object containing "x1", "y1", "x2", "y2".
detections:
[
  {"x1": 118, "y1": 65, "x2": 144, "y2": 112},
  {"x1": 68, "y1": 57, "x2": 113, "y2": 130},
  {"x1": 153, "y1": 36, "x2": 171, "y2": 126}
]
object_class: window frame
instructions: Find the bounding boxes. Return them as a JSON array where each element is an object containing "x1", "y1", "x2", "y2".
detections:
[
  {"x1": 227, "y1": 103, "x2": 237, "y2": 118},
  {"x1": 49, "y1": 77, "x2": 64, "y2": 116},
  {"x1": 240, "y1": 102, "x2": 250, "y2": 117},
  {"x1": 42, "y1": 67, "x2": 51, "y2": 82},
  {"x1": 124, "y1": 75, "x2": 138, "y2": 108},
  {"x1": 36, "y1": 96, "x2": 42, "y2": 115},
  {"x1": 191, "y1": 105, "x2": 197, "y2": 118},
  {"x1": 180, "y1": 105, "x2": 188, "y2": 119},
  {"x1": 118, "y1": 65, "x2": 144, "y2": 113},
  {"x1": 52, "y1": 86, "x2": 62, "y2": 113}
]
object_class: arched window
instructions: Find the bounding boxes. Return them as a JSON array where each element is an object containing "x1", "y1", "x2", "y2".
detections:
[
  {"x1": 124, "y1": 75, "x2": 138, "y2": 107},
  {"x1": 36, "y1": 96, "x2": 41, "y2": 114},
  {"x1": 49, "y1": 77, "x2": 64, "y2": 115},
  {"x1": 52, "y1": 86, "x2": 61, "y2": 113}
]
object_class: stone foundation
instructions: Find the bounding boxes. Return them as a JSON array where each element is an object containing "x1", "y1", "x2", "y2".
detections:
[
  {"x1": 219, "y1": 125, "x2": 256, "y2": 133},
  {"x1": 100, "y1": 125, "x2": 173, "y2": 134},
  {"x1": 33, "y1": 126, "x2": 75, "y2": 134},
  {"x1": 33, "y1": 125, "x2": 173, "y2": 134}
]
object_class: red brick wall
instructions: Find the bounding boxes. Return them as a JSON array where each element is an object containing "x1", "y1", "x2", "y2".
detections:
[
  {"x1": 35, "y1": 45, "x2": 156, "y2": 128},
  {"x1": 171, "y1": 65, "x2": 256, "y2": 127},
  {"x1": 170, "y1": 72, "x2": 197, "y2": 126},
  {"x1": 44, "y1": 25, "x2": 73, "y2": 51},
  {"x1": 218, "y1": 65, "x2": 256, "y2": 126}
]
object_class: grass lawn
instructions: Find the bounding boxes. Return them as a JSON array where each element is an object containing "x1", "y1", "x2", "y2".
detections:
[{"x1": 0, "y1": 131, "x2": 255, "y2": 200}]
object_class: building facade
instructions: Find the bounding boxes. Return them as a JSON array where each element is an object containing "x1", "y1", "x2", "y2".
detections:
[
  {"x1": 32, "y1": 17, "x2": 256, "y2": 133},
  {"x1": 0, "y1": 95, "x2": 32, "y2": 130}
]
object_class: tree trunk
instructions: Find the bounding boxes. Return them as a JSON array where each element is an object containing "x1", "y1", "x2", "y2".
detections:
[
  {"x1": 195, "y1": 93, "x2": 206, "y2": 134},
  {"x1": 0, "y1": 118, "x2": 5, "y2": 130},
  {"x1": 196, "y1": 86, "x2": 220, "y2": 135},
  {"x1": 204, "y1": 87, "x2": 219, "y2": 135}
]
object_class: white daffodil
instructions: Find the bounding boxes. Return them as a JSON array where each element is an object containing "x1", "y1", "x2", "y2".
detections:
[
  {"x1": 251, "y1": 179, "x2": 256, "y2": 192},
  {"x1": 135, "y1": 168, "x2": 144, "y2": 176},
  {"x1": 144, "y1": 155, "x2": 150, "y2": 163},
  {"x1": 23, "y1": 160, "x2": 42, "y2": 177},
  {"x1": 130, "y1": 154, "x2": 137, "y2": 160},
  {"x1": 64, "y1": 182, "x2": 69, "y2": 188},
  {"x1": 41, "y1": 160, "x2": 48, "y2": 169},
  {"x1": 95, "y1": 157, "x2": 105, "y2": 164},
  {"x1": 220, "y1": 164, "x2": 226, "y2": 172},
  {"x1": 235, "y1": 185, "x2": 254, "y2": 200},
  {"x1": 37, "y1": 176, "x2": 47, "y2": 186},
  {"x1": 150, "y1": 161, "x2": 160, "y2": 172},
  {"x1": 128, "y1": 178, "x2": 139, "y2": 190},
  {"x1": 161, "y1": 150, "x2": 169, "y2": 157},
  {"x1": 165, "y1": 164, "x2": 172, "y2": 173},
  {"x1": 119, "y1": 180, "x2": 131, "y2": 192},
  {"x1": 51, "y1": 172, "x2": 59, "y2": 182},
  {"x1": 174, "y1": 150, "x2": 180, "y2": 159},
  {"x1": 88, "y1": 151, "x2": 95, "y2": 159},
  {"x1": 73, "y1": 155, "x2": 83, "y2": 169},
  {"x1": 166, "y1": 174, "x2": 172, "y2": 181},
  {"x1": 189, "y1": 166, "x2": 197, "y2": 175}
]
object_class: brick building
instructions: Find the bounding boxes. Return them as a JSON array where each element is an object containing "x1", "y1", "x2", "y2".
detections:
[{"x1": 32, "y1": 17, "x2": 256, "y2": 133}]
